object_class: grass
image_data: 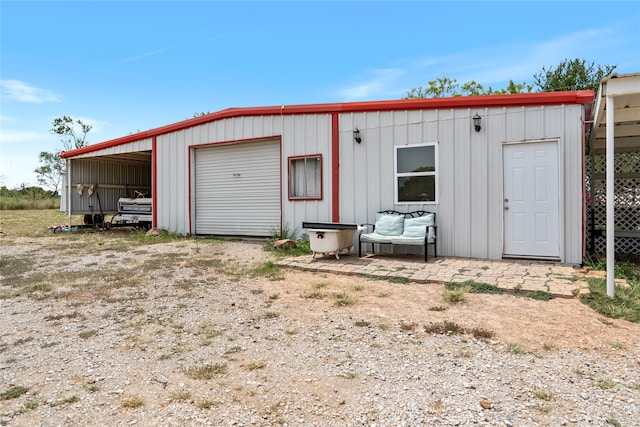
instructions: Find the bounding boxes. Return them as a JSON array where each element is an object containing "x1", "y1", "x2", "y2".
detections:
[
  {"x1": 250, "y1": 261, "x2": 284, "y2": 281},
  {"x1": 0, "y1": 386, "x2": 29, "y2": 400},
  {"x1": 442, "y1": 285, "x2": 469, "y2": 303},
  {"x1": 303, "y1": 291, "x2": 326, "y2": 299},
  {"x1": 265, "y1": 226, "x2": 312, "y2": 257},
  {"x1": 581, "y1": 255, "x2": 640, "y2": 323},
  {"x1": 597, "y1": 379, "x2": 616, "y2": 390},
  {"x1": 424, "y1": 320, "x2": 465, "y2": 335},
  {"x1": 121, "y1": 394, "x2": 145, "y2": 409},
  {"x1": 505, "y1": 342, "x2": 526, "y2": 354},
  {"x1": 446, "y1": 280, "x2": 554, "y2": 301},
  {"x1": 332, "y1": 292, "x2": 357, "y2": 306},
  {"x1": 533, "y1": 389, "x2": 553, "y2": 401},
  {"x1": 170, "y1": 390, "x2": 192, "y2": 401},
  {"x1": 183, "y1": 363, "x2": 228, "y2": 380}
]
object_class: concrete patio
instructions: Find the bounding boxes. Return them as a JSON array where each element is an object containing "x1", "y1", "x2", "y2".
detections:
[{"x1": 276, "y1": 252, "x2": 602, "y2": 298}]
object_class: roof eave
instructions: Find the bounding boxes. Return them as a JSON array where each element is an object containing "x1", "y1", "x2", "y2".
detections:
[{"x1": 61, "y1": 90, "x2": 594, "y2": 159}]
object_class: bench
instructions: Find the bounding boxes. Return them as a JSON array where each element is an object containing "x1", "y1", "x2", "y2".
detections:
[{"x1": 358, "y1": 210, "x2": 437, "y2": 262}]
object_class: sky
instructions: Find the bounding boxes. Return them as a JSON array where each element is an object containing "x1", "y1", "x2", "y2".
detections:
[{"x1": 1, "y1": 1, "x2": 639, "y2": 190}]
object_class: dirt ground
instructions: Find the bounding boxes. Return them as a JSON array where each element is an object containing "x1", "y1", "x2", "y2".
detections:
[
  {"x1": 261, "y1": 269, "x2": 640, "y2": 355},
  {"x1": 1, "y1": 231, "x2": 638, "y2": 355}
]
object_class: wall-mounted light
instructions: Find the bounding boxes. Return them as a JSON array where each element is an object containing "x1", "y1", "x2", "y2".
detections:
[
  {"x1": 353, "y1": 127, "x2": 362, "y2": 144},
  {"x1": 473, "y1": 113, "x2": 482, "y2": 132}
]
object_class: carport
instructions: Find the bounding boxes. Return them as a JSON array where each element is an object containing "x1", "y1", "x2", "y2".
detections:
[{"x1": 588, "y1": 73, "x2": 640, "y2": 296}]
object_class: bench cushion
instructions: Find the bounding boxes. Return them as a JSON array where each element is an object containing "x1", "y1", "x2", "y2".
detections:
[
  {"x1": 374, "y1": 212, "x2": 405, "y2": 236},
  {"x1": 402, "y1": 214, "x2": 433, "y2": 237},
  {"x1": 360, "y1": 232, "x2": 393, "y2": 244},
  {"x1": 390, "y1": 236, "x2": 428, "y2": 246}
]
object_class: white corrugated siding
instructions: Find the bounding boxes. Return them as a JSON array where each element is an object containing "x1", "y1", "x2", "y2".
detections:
[
  {"x1": 194, "y1": 140, "x2": 281, "y2": 236},
  {"x1": 155, "y1": 114, "x2": 333, "y2": 235},
  {"x1": 339, "y1": 104, "x2": 585, "y2": 264}
]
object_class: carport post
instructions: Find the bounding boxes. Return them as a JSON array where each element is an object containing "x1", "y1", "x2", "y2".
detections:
[
  {"x1": 605, "y1": 94, "x2": 615, "y2": 298},
  {"x1": 67, "y1": 159, "x2": 72, "y2": 229}
]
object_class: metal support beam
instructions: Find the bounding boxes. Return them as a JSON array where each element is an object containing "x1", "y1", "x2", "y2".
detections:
[{"x1": 606, "y1": 95, "x2": 615, "y2": 298}]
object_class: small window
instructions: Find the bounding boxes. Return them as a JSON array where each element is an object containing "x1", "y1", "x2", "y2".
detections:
[
  {"x1": 289, "y1": 154, "x2": 322, "y2": 200},
  {"x1": 395, "y1": 143, "x2": 437, "y2": 203}
]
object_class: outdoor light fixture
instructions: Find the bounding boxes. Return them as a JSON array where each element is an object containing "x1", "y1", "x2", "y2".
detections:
[
  {"x1": 473, "y1": 113, "x2": 482, "y2": 132},
  {"x1": 353, "y1": 127, "x2": 362, "y2": 144}
]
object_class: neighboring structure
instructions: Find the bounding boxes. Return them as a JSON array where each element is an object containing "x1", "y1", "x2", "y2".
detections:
[
  {"x1": 61, "y1": 91, "x2": 594, "y2": 264},
  {"x1": 586, "y1": 72, "x2": 640, "y2": 296}
]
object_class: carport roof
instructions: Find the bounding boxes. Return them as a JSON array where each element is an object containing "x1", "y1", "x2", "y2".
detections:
[
  {"x1": 589, "y1": 72, "x2": 640, "y2": 153},
  {"x1": 61, "y1": 90, "x2": 593, "y2": 159}
]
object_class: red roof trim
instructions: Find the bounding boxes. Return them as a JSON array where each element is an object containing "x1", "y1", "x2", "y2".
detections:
[{"x1": 61, "y1": 90, "x2": 594, "y2": 159}]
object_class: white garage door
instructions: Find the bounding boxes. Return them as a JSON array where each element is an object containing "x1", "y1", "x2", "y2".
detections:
[{"x1": 194, "y1": 140, "x2": 281, "y2": 236}]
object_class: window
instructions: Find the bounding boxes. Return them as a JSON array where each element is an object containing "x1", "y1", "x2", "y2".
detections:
[
  {"x1": 289, "y1": 154, "x2": 322, "y2": 200},
  {"x1": 395, "y1": 143, "x2": 437, "y2": 203}
]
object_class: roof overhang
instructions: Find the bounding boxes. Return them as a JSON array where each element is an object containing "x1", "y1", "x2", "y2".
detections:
[
  {"x1": 589, "y1": 73, "x2": 640, "y2": 154},
  {"x1": 61, "y1": 90, "x2": 594, "y2": 159}
]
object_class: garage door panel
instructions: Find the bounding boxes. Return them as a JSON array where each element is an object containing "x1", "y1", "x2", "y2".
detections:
[{"x1": 195, "y1": 140, "x2": 281, "y2": 236}]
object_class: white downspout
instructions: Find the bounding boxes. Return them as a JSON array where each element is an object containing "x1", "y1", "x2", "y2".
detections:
[{"x1": 605, "y1": 94, "x2": 615, "y2": 298}]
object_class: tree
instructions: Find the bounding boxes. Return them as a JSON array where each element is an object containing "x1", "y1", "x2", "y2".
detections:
[
  {"x1": 35, "y1": 151, "x2": 65, "y2": 195},
  {"x1": 34, "y1": 116, "x2": 92, "y2": 194},
  {"x1": 403, "y1": 75, "x2": 532, "y2": 99},
  {"x1": 533, "y1": 58, "x2": 617, "y2": 93},
  {"x1": 50, "y1": 116, "x2": 92, "y2": 150},
  {"x1": 403, "y1": 58, "x2": 615, "y2": 100}
]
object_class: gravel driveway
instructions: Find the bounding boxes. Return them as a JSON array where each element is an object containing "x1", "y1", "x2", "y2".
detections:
[{"x1": 1, "y1": 235, "x2": 638, "y2": 426}]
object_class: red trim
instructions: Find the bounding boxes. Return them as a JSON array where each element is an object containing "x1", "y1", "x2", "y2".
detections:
[
  {"x1": 331, "y1": 113, "x2": 339, "y2": 222},
  {"x1": 287, "y1": 154, "x2": 323, "y2": 201},
  {"x1": 60, "y1": 91, "x2": 594, "y2": 159},
  {"x1": 151, "y1": 136, "x2": 157, "y2": 227}
]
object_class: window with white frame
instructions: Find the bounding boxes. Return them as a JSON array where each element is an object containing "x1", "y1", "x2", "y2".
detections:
[
  {"x1": 395, "y1": 143, "x2": 437, "y2": 203},
  {"x1": 289, "y1": 154, "x2": 322, "y2": 200}
]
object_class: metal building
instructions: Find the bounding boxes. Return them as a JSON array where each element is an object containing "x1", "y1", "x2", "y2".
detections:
[{"x1": 61, "y1": 91, "x2": 593, "y2": 264}]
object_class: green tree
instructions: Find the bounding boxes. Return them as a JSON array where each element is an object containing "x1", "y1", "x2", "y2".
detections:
[
  {"x1": 50, "y1": 116, "x2": 92, "y2": 150},
  {"x1": 403, "y1": 58, "x2": 614, "y2": 99},
  {"x1": 34, "y1": 116, "x2": 92, "y2": 194},
  {"x1": 533, "y1": 58, "x2": 617, "y2": 92},
  {"x1": 403, "y1": 75, "x2": 532, "y2": 99}
]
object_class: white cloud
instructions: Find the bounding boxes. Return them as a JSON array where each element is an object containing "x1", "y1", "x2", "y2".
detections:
[
  {"x1": 0, "y1": 130, "x2": 48, "y2": 144},
  {"x1": 122, "y1": 46, "x2": 177, "y2": 63},
  {"x1": 1, "y1": 80, "x2": 60, "y2": 103},
  {"x1": 335, "y1": 68, "x2": 405, "y2": 100},
  {"x1": 334, "y1": 23, "x2": 630, "y2": 101}
]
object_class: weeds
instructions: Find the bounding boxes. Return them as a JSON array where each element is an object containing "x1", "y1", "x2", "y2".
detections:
[
  {"x1": 446, "y1": 280, "x2": 503, "y2": 294},
  {"x1": 196, "y1": 399, "x2": 217, "y2": 409},
  {"x1": 303, "y1": 291, "x2": 326, "y2": 299},
  {"x1": 424, "y1": 321, "x2": 465, "y2": 335},
  {"x1": 244, "y1": 362, "x2": 266, "y2": 371},
  {"x1": 442, "y1": 286, "x2": 469, "y2": 303},
  {"x1": 250, "y1": 261, "x2": 284, "y2": 281},
  {"x1": 78, "y1": 329, "x2": 98, "y2": 339},
  {"x1": 333, "y1": 292, "x2": 357, "y2": 307},
  {"x1": 170, "y1": 390, "x2": 192, "y2": 401},
  {"x1": 533, "y1": 389, "x2": 553, "y2": 401},
  {"x1": 0, "y1": 386, "x2": 29, "y2": 400},
  {"x1": 505, "y1": 342, "x2": 526, "y2": 354},
  {"x1": 597, "y1": 379, "x2": 616, "y2": 390},
  {"x1": 183, "y1": 363, "x2": 228, "y2": 380},
  {"x1": 121, "y1": 394, "x2": 145, "y2": 409},
  {"x1": 581, "y1": 278, "x2": 640, "y2": 323}
]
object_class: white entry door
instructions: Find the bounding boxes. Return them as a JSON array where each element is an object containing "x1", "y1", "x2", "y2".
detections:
[{"x1": 503, "y1": 141, "x2": 559, "y2": 258}]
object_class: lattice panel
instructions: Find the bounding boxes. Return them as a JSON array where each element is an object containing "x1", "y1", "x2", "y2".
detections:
[{"x1": 585, "y1": 152, "x2": 640, "y2": 256}]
